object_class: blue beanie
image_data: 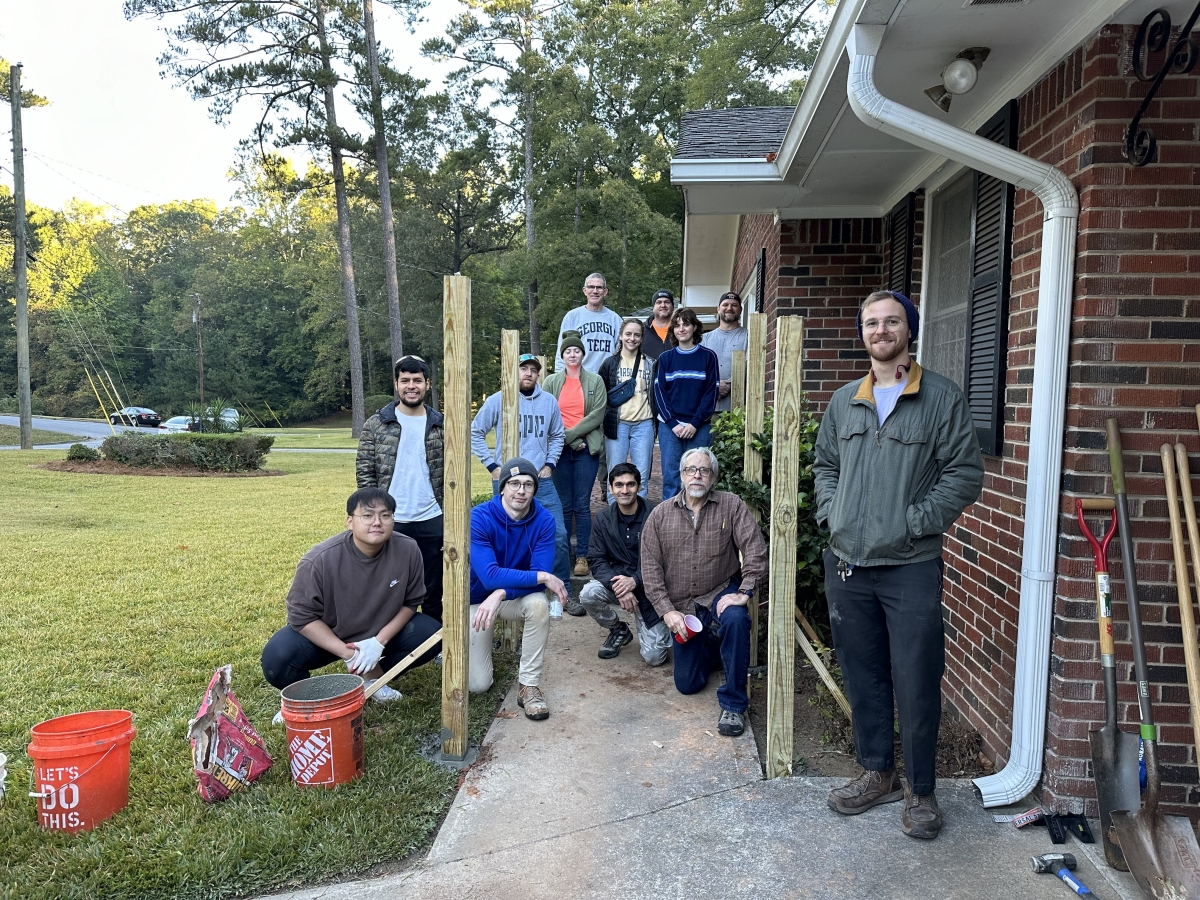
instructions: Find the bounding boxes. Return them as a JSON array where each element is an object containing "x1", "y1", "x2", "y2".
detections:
[{"x1": 857, "y1": 291, "x2": 919, "y2": 345}]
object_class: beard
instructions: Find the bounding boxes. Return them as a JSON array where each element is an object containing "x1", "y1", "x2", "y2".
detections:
[
  {"x1": 398, "y1": 393, "x2": 426, "y2": 409},
  {"x1": 685, "y1": 484, "x2": 709, "y2": 499},
  {"x1": 867, "y1": 336, "x2": 908, "y2": 364}
]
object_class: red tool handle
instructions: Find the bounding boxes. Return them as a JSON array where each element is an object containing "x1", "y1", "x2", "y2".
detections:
[{"x1": 1075, "y1": 499, "x2": 1116, "y2": 573}]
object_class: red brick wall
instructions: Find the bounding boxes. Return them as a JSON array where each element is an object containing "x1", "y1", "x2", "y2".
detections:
[
  {"x1": 768, "y1": 218, "x2": 885, "y2": 408},
  {"x1": 732, "y1": 214, "x2": 780, "y2": 316},
  {"x1": 940, "y1": 24, "x2": 1200, "y2": 818}
]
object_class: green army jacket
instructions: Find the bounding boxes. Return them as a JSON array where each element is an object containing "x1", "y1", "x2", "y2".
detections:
[{"x1": 813, "y1": 362, "x2": 983, "y2": 567}]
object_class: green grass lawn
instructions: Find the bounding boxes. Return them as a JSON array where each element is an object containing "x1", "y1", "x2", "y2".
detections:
[
  {"x1": 0, "y1": 450, "x2": 514, "y2": 900},
  {"x1": 0, "y1": 425, "x2": 90, "y2": 445}
]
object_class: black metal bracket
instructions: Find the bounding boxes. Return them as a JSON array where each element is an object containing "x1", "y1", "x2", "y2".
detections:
[{"x1": 1125, "y1": 4, "x2": 1200, "y2": 166}]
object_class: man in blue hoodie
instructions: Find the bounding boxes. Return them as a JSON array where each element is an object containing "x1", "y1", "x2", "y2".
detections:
[
  {"x1": 469, "y1": 458, "x2": 570, "y2": 720},
  {"x1": 471, "y1": 354, "x2": 570, "y2": 589}
]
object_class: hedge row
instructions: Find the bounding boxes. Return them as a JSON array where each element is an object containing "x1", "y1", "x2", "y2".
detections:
[{"x1": 100, "y1": 433, "x2": 274, "y2": 472}]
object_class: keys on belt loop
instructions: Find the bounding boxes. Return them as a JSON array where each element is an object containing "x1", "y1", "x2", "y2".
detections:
[{"x1": 837, "y1": 559, "x2": 854, "y2": 581}]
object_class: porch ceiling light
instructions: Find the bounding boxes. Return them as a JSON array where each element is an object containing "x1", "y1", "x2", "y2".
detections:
[{"x1": 924, "y1": 47, "x2": 990, "y2": 112}]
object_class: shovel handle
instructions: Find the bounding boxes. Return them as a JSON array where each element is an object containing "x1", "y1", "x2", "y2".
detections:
[
  {"x1": 1077, "y1": 497, "x2": 1116, "y2": 511},
  {"x1": 1169, "y1": 443, "x2": 1200, "y2": 761},
  {"x1": 362, "y1": 629, "x2": 443, "y2": 701},
  {"x1": 1106, "y1": 419, "x2": 1126, "y2": 496}
]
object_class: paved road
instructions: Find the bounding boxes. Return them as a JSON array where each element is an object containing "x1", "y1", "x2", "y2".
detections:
[{"x1": 0, "y1": 414, "x2": 144, "y2": 449}]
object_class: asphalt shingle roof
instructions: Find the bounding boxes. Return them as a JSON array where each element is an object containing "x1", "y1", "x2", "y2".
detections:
[{"x1": 674, "y1": 106, "x2": 794, "y2": 160}]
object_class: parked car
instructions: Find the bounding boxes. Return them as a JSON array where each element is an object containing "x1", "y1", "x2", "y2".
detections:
[
  {"x1": 111, "y1": 407, "x2": 162, "y2": 428},
  {"x1": 159, "y1": 416, "x2": 197, "y2": 434},
  {"x1": 192, "y1": 408, "x2": 241, "y2": 432}
]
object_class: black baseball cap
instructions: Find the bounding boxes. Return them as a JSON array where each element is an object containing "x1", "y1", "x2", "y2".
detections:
[{"x1": 652, "y1": 290, "x2": 675, "y2": 302}]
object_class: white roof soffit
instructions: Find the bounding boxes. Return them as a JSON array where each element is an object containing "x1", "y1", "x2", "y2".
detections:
[
  {"x1": 680, "y1": 214, "x2": 739, "y2": 308},
  {"x1": 673, "y1": 0, "x2": 1151, "y2": 219}
]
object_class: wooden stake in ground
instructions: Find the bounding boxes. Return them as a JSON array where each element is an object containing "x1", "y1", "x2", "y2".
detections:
[
  {"x1": 497, "y1": 330, "x2": 522, "y2": 651},
  {"x1": 766, "y1": 315, "x2": 803, "y2": 779},
  {"x1": 730, "y1": 349, "x2": 746, "y2": 410},
  {"x1": 440, "y1": 275, "x2": 472, "y2": 759},
  {"x1": 744, "y1": 312, "x2": 767, "y2": 668}
]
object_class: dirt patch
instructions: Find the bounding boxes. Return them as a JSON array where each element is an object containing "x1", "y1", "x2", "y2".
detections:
[
  {"x1": 37, "y1": 460, "x2": 285, "y2": 477},
  {"x1": 747, "y1": 634, "x2": 993, "y2": 781}
]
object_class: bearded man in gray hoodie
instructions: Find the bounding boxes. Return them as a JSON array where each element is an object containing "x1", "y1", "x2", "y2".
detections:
[{"x1": 471, "y1": 354, "x2": 570, "y2": 588}]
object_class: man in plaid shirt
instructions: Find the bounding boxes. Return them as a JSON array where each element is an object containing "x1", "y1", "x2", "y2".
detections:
[{"x1": 640, "y1": 447, "x2": 767, "y2": 737}]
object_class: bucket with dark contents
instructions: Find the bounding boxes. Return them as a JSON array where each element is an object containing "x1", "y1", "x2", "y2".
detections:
[
  {"x1": 280, "y1": 674, "x2": 365, "y2": 788},
  {"x1": 27, "y1": 710, "x2": 137, "y2": 832}
]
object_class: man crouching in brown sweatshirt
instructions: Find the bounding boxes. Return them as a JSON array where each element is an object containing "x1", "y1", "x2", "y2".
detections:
[{"x1": 261, "y1": 487, "x2": 443, "y2": 708}]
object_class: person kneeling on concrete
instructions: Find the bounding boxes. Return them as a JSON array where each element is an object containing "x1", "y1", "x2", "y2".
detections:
[
  {"x1": 579, "y1": 462, "x2": 671, "y2": 664},
  {"x1": 261, "y1": 488, "x2": 443, "y2": 712},
  {"x1": 469, "y1": 458, "x2": 570, "y2": 720},
  {"x1": 640, "y1": 448, "x2": 766, "y2": 737}
]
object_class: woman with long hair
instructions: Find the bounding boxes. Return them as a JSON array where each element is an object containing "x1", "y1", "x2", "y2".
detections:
[
  {"x1": 652, "y1": 307, "x2": 719, "y2": 501},
  {"x1": 598, "y1": 318, "x2": 656, "y2": 500}
]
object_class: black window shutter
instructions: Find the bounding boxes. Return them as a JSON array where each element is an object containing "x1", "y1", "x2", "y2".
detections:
[
  {"x1": 965, "y1": 100, "x2": 1018, "y2": 456},
  {"x1": 885, "y1": 194, "x2": 915, "y2": 297}
]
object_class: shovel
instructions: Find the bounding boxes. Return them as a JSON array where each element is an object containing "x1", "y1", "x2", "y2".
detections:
[
  {"x1": 1105, "y1": 419, "x2": 1200, "y2": 899},
  {"x1": 1076, "y1": 496, "x2": 1141, "y2": 871}
]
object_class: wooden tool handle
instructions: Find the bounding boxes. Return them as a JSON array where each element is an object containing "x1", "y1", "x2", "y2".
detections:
[
  {"x1": 362, "y1": 629, "x2": 443, "y2": 701},
  {"x1": 1078, "y1": 497, "x2": 1117, "y2": 510},
  {"x1": 1106, "y1": 418, "x2": 1126, "y2": 496},
  {"x1": 1170, "y1": 443, "x2": 1200, "y2": 757}
]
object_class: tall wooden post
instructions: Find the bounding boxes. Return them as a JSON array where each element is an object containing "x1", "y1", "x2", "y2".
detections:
[
  {"x1": 10, "y1": 64, "x2": 32, "y2": 450},
  {"x1": 440, "y1": 276, "x2": 472, "y2": 759},
  {"x1": 497, "y1": 330, "x2": 522, "y2": 651},
  {"x1": 730, "y1": 349, "x2": 746, "y2": 410},
  {"x1": 766, "y1": 315, "x2": 803, "y2": 779},
  {"x1": 744, "y1": 312, "x2": 767, "y2": 665}
]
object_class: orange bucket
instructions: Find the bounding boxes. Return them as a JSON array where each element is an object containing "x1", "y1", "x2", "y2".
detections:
[
  {"x1": 27, "y1": 710, "x2": 137, "y2": 833},
  {"x1": 280, "y1": 674, "x2": 365, "y2": 788}
]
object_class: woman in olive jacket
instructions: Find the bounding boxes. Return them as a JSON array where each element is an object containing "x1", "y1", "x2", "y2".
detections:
[{"x1": 544, "y1": 330, "x2": 608, "y2": 578}]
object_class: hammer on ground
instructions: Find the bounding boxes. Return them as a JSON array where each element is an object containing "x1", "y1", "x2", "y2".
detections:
[{"x1": 1031, "y1": 854, "x2": 1095, "y2": 898}]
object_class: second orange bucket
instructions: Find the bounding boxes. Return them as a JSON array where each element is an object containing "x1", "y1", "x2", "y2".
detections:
[{"x1": 280, "y1": 674, "x2": 365, "y2": 787}]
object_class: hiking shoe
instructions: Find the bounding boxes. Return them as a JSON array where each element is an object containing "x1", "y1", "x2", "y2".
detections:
[
  {"x1": 272, "y1": 710, "x2": 284, "y2": 726},
  {"x1": 517, "y1": 684, "x2": 549, "y2": 720},
  {"x1": 366, "y1": 681, "x2": 402, "y2": 703},
  {"x1": 564, "y1": 597, "x2": 587, "y2": 617},
  {"x1": 598, "y1": 622, "x2": 634, "y2": 659},
  {"x1": 717, "y1": 709, "x2": 745, "y2": 737},
  {"x1": 901, "y1": 788, "x2": 942, "y2": 840},
  {"x1": 573, "y1": 557, "x2": 590, "y2": 577},
  {"x1": 827, "y1": 769, "x2": 903, "y2": 815}
]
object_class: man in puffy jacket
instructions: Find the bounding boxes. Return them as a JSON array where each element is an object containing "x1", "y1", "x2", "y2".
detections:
[
  {"x1": 813, "y1": 290, "x2": 983, "y2": 841},
  {"x1": 469, "y1": 458, "x2": 570, "y2": 720},
  {"x1": 356, "y1": 355, "x2": 445, "y2": 621}
]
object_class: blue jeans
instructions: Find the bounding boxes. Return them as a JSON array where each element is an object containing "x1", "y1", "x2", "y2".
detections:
[
  {"x1": 493, "y1": 476, "x2": 570, "y2": 586},
  {"x1": 552, "y1": 446, "x2": 600, "y2": 556},
  {"x1": 658, "y1": 421, "x2": 713, "y2": 501},
  {"x1": 672, "y1": 580, "x2": 750, "y2": 713},
  {"x1": 605, "y1": 419, "x2": 655, "y2": 500}
]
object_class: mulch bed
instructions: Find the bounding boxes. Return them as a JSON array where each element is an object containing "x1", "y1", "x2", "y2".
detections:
[{"x1": 36, "y1": 460, "x2": 284, "y2": 478}]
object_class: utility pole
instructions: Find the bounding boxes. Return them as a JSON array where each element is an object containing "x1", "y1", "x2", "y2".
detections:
[
  {"x1": 10, "y1": 63, "x2": 31, "y2": 450},
  {"x1": 362, "y1": 0, "x2": 404, "y2": 364},
  {"x1": 192, "y1": 293, "x2": 204, "y2": 403}
]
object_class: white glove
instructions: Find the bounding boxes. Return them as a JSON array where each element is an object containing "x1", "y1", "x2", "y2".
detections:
[{"x1": 346, "y1": 636, "x2": 385, "y2": 674}]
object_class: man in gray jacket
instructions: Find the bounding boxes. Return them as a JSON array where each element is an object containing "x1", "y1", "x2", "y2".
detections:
[
  {"x1": 472, "y1": 354, "x2": 570, "y2": 588},
  {"x1": 813, "y1": 290, "x2": 983, "y2": 841}
]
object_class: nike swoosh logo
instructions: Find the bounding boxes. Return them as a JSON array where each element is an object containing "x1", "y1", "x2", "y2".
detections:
[{"x1": 390, "y1": 580, "x2": 400, "y2": 587}]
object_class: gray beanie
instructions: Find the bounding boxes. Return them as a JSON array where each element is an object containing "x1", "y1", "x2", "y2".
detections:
[{"x1": 496, "y1": 457, "x2": 539, "y2": 494}]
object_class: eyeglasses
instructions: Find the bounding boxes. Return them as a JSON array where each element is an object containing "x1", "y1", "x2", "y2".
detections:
[
  {"x1": 505, "y1": 480, "x2": 536, "y2": 492},
  {"x1": 683, "y1": 466, "x2": 713, "y2": 478},
  {"x1": 584, "y1": 285, "x2": 607, "y2": 291},
  {"x1": 355, "y1": 511, "x2": 394, "y2": 523},
  {"x1": 862, "y1": 317, "x2": 905, "y2": 333}
]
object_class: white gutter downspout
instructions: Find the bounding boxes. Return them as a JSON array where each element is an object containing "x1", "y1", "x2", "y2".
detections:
[{"x1": 846, "y1": 24, "x2": 1079, "y2": 807}]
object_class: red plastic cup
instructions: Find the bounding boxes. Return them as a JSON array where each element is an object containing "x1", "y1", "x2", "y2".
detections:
[{"x1": 674, "y1": 614, "x2": 704, "y2": 644}]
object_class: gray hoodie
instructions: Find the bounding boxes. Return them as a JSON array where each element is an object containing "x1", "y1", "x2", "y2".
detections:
[{"x1": 471, "y1": 384, "x2": 565, "y2": 473}]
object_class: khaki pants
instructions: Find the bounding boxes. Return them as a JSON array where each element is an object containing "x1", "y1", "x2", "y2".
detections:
[{"x1": 468, "y1": 591, "x2": 550, "y2": 693}]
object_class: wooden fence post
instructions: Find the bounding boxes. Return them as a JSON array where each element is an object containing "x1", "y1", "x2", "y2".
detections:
[
  {"x1": 497, "y1": 330, "x2": 522, "y2": 651},
  {"x1": 730, "y1": 349, "x2": 746, "y2": 410},
  {"x1": 441, "y1": 275, "x2": 472, "y2": 759},
  {"x1": 766, "y1": 315, "x2": 803, "y2": 779},
  {"x1": 744, "y1": 312, "x2": 767, "y2": 667}
]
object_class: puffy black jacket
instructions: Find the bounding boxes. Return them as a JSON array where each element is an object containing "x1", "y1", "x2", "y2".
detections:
[{"x1": 355, "y1": 402, "x2": 445, "y2": 507}]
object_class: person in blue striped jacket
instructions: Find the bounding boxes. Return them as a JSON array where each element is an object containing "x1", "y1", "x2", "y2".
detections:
[{"x1": 652, "y1": 307, "x2": 720, "y2": 500}]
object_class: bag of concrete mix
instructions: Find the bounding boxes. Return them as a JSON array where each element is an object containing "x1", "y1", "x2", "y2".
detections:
[{"x1": 187, "y1": 665, "x2": 272, "y2": 802}]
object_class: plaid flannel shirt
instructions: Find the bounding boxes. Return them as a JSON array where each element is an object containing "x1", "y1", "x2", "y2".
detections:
[{"x1": 640, "y1": 489, "x2": 767, "y2": 617}]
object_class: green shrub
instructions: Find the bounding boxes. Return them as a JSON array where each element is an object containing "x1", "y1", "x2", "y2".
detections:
[
  {"x1": 365, "y1": 393, "x2": 395, "y2": 415},
  {"x1": 100, "y1": 433, "x2": 274, "y2": 472},
  {"x1": 66, "y1": 443, "x2": 100, "y2": 462},
  {"x1": 710, "y1": 403, "x2": 830, "y2": 634}
]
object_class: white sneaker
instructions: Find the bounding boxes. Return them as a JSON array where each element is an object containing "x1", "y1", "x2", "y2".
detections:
[
  {"x1": 367, "y1": 681, "x2": 402, "y2": 703},
  {"x1": 272, "y1": 710, "x2": 284, "y2": 726}
]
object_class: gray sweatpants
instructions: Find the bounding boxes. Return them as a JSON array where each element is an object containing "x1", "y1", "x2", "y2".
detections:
[{"x1": 579, "y1": 579, "x2": 671, "y2": 666}]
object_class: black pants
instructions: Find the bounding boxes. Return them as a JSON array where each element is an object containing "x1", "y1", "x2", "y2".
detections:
[
  {"x1": 261, "y1": 613, "x2": 442, "y2": 689},
  {"x1": 823, "y1": 548, "x2": 945, "y2": 795},
  {"x1": 394, "y1": 515, "x2": 443, "y2": 623}
]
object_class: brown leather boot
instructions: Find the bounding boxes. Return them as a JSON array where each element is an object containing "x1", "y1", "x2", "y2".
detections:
[
  {"x1": 901, "y1": 787, "x2": 942, "y2": 839},
  {"x1": 517, "y1": 684, "x2": 549, "y2": 720},
  {"x1": 827, "y1": 768, "x2": 904, "y2": 815}
]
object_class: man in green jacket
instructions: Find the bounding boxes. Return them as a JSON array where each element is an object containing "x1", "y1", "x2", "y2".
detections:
[
  {"x1": 356, "y1": 355, "x2": 445, "y2": 622},
  {"x1": 813, "y1": 290, "x2": 982, "y2": 841}
]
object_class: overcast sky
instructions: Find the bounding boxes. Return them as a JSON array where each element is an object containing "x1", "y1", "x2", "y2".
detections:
[{"x1": 0, "y1": 0, "x2": 453, "y2": 213}]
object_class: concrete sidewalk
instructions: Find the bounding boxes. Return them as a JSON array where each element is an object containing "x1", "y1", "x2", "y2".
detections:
[{"x1": 261, "y1": 613, "x2": 1140, "y2": 900}]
